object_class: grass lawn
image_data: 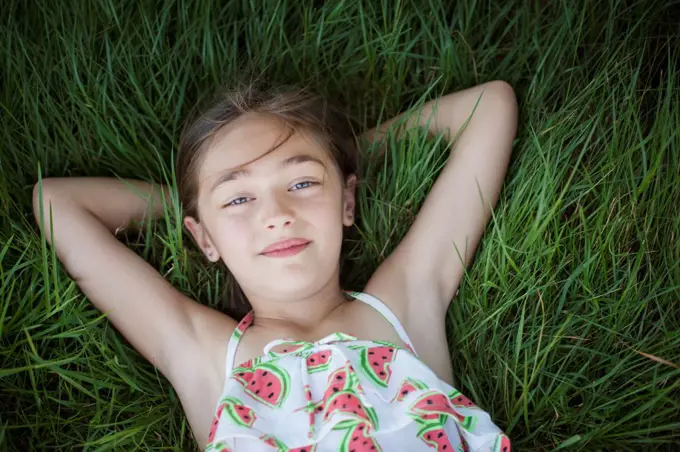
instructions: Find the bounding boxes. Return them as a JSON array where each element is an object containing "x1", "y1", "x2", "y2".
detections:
[{"x1": 1, "y1": 0, "x2": 678, "y2": 450}]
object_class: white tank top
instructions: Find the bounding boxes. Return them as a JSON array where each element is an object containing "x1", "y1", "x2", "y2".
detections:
[{"x1": 205, "y1": 291, "x2": 510, "y2": 452}]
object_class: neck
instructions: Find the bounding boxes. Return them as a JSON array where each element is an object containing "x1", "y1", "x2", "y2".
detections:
[{"x1": 243, "y1": 274, "x2": 348, "y2": 333}]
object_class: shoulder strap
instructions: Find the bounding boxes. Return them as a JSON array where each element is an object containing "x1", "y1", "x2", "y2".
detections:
[
  {"x1": 347, "y1": 291, "x2": 418, "y2": 356},
  {"x1": 224, "y1": 311, "x2": 254, "y2": 377}
]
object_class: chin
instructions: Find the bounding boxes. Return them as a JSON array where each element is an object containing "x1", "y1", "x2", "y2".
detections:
[
  {"x1": 263, "y1": 263, "x2": 336, "y2": 298},
  {"x1": 272, "y1": 271, "x2": 327, "y2": 296}
]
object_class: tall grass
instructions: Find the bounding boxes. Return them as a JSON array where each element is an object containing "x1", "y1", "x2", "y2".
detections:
[{"x1": 1, "y1": 0, "x2": 678, "y2": 450}]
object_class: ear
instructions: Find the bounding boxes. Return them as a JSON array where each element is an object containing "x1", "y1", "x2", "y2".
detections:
[
  {"x1": 342, "y1": 174, "x2": 357, "y2": 227},
  {"x1": 183, "y1": 216, "x2": 220, "y2": 262}
]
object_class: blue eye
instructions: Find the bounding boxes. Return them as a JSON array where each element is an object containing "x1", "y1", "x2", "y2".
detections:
[
  {"x1": 225, "y1": 197, "x2": 249, "y2": 207},
  {"x1": 291, "y1": 181, "x2": 314, "y2": 191}
]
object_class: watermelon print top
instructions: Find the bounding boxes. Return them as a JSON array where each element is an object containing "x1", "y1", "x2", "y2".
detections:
[{"x1": 205, "y1": 291, "x2": 510, "y2": 452}]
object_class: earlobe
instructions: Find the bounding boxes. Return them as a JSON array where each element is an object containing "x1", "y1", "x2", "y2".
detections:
[
  {"x1": 183, "y1": 216, "x2": 220, "y2": 262},
  {"x1": 343, "y1": 174, "x2": 357, "y2": 227},
  {"x1": 344, "y1": 209, "x2": 354, "y2": 227}
]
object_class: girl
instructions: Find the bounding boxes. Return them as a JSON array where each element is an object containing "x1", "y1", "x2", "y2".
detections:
[{"x1": 33, "y1": 80, "x2": 517, "y2": 451}]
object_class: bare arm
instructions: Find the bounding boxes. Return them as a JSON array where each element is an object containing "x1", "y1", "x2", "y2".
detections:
[
  {"x1": 32, "y1": 177, "x2": 235, "y2": 379},
  {"x1": 365, "y1": 80, "x2": 518, "y2": 314},
  {"x1": 34, "y1": 178, "x2": 170, "y2": 276}
]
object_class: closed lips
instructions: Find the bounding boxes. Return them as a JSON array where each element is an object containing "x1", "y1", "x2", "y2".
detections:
[{"x1": 260, "y1": 238, "x2": 310, "y2": 254}]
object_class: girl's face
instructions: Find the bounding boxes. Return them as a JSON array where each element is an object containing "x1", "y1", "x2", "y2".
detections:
[{"x1": 184, "y1": 113, "x2": 356, "y2": 301}]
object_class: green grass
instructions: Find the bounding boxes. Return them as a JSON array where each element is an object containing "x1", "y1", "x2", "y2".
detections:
[{"x1": 1, "y1": 0, "x2": 679, "y2": 450}]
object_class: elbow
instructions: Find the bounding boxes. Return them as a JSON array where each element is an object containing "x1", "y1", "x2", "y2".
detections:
[
  {"x1": 487, "y1": 80, "x2": 518, "y2": 140},
  {"x1": 32, "y1": 178, "x2": 58, "y2": 228},
  {"x1": 487, "y1": 79, "x2": 516, "y2": 99},
  {"x1": 488, "y1": 80, "x2": 518, "y2": 114},
  {"x1": 33, "y1": 180, "x2": 45, "y2": 223}
]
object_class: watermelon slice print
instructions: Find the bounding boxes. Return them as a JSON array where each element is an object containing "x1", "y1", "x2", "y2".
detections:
[
  {"x1": 314, "y1": 363, "x2": 363, "y2": 413},
  {"x1": 207, "y1": 397, "x2": 256, "y2": 443},
  {"x1": 359, "y1": 345, "x2": 396, "y2": 388},
  {"x1": 297, "y1": 384, "x2": 315, "y2": 437},
  {"x1": 323, "y1": 332, "x2": 358, "y2": 343},
  {"x1": 329, "y1": 363, "x2": 363, "y2": 394},
  {"x1": 340, "y1": 422, "x2": 382, "y2": 452},
  {"x1": 239, "y1": 357, "x2": 259, "y2": 369},
  {"x1": 493, "y1": 434, "x2": 511, "y2": 452},
  {"x1": 391, "y1": 377, "x2": 428, "y2": 402},
  {"x1": 417, "y1": 423, "x2": 455, "y2": 451},
  {"x1": 233, "y1": 312, "x2": 253, "y2": 340},
  {"x1": 230, "y1": 356, "x2": 262, "y2": 380},
  {"x1": 287, "y1": 446, "x2": 317, "y2": 452},
  {"x1": 409, "y1": 391, "x2": 474, "y2": 429},
  {"x1": 306, "y1": 350, "x2": 332, "y2": 373},
  {"x1": 460, "y1": 435, "x2": 470, "y2": 452},
  {"x1": 447, "y1": 389, "x2": 477, "y2": 409},
  {"x1": 220, "y1": 396, "x2": 257, "y2": 428},
  {"x1": 322, "y1": 390, "x2": 378, "y2": 430},
  {"x1": 258, "y1": 434, "x2": 316, "y2": 452},
  {"x1": 295, "y1": 362, "x2": 367, "y2": 422},
  {"x1": 207, "y1": 408, "x2": 222, "y2": 444},
  {"x1": 260, "y1": 434, "x2": 285, "y2": 449},
  {"x1": 207, "y1": 440, "x2": 231, "y2": 452},
  {"x1": 232, "y1": 362, "x2": 290, "y2": 408}
]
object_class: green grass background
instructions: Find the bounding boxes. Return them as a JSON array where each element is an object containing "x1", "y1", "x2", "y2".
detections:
[{"x1": 1, "y1": 0, "x2": 679, "y2": 450}]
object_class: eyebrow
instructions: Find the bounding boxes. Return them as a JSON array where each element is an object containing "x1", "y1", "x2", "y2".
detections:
[{"x1": 210, "y1": 154, "x2": 326, "y2": 193}]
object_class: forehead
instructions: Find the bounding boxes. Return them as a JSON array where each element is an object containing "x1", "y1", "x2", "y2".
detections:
[{"x1": 198, "y1": 114, "x2": 331, "y2": 185}]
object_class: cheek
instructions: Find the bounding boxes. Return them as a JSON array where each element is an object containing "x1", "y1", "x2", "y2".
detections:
[
  {"x1": 305, "y1": 202, "x2": 345, "y2": 247},
  {"x1": 300, "y1": 192, "x2": 343, "y2": 225},
  {"x1": 215, "y1": 216, "x2": 254, "y2": 256}
]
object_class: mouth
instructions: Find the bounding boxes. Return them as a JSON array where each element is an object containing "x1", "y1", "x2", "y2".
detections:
[{"x1": 259, "y1": 238, "x2": 312, "y2": 258}]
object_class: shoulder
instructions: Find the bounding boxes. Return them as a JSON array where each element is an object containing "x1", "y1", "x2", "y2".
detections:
[
  {"x1": 164, "y1": 300, "x2": 238, "y2": 405},
  {"x1": 165, "y1": 303, "x2": 240, "y2": 447},
  {"x1": 171, "y1": 302, "x2": 238, "y2": 381},
  {"x1": 363, "y1": 245, "x2": 447, "y2": 322},
  {"x1": 360, "y1": 280, "x2": 454, "y2": 384}
]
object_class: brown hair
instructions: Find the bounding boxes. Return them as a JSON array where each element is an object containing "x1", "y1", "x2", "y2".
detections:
[{"x1": 176, "y1": 83, "x2": 360, "y2": 318}]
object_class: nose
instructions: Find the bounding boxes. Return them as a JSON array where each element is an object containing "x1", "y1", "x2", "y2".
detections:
[{"x1": 262, "y1": 193, "x2": 295, "y2": 230}]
